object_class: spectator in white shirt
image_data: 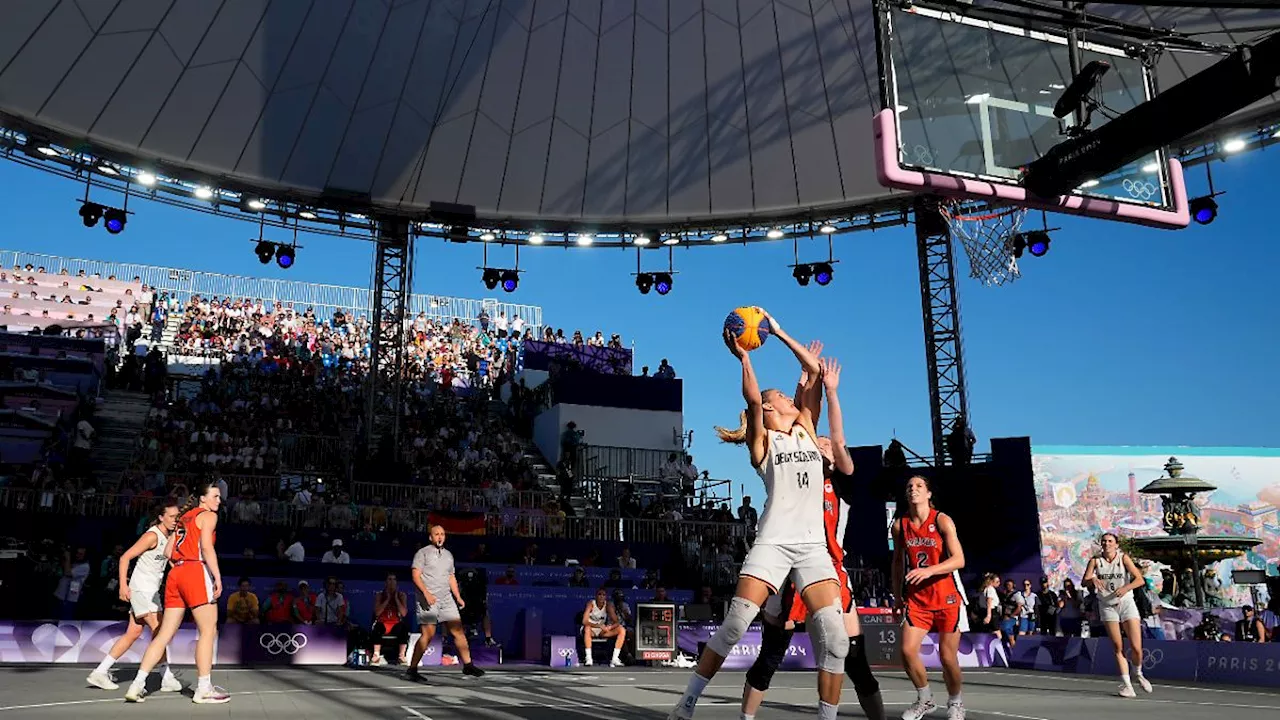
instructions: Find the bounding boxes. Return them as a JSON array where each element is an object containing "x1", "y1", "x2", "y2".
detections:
[
  {"x1": 321, "y1": 539, "x2": 350, "y2": 564},
  {"x1": 618, "y1": 547, "x2": 637, "y2": 569},
  {"x1": 283, "y1": 537, "x2": 306, "y2": 562}
]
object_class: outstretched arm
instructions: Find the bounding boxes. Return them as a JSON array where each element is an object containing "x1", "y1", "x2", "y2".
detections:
[
  {"x1": 822, "y1": 357, "x2": 854, "y2": 476},
  {"x1": 794, "y1": 340, "x2": 825, "y2": 429},
  {"x1": 763, "y1": 312, "x2": 823, "y2": 433},
  {"x1": 725, "y1": 328, "x2": 768, "y2": 468}
]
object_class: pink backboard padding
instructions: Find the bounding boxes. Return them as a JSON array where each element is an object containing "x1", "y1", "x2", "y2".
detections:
[{"x1": 873, "y1": 109, "x2": 1190, "y2": 229}]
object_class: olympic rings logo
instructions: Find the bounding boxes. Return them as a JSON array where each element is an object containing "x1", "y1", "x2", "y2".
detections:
[
  {"x1": 259, "y1": 633, "x2": 308, "y2": 655},
  {"x1": 558, "y1": 648, "x2": 574, "y2": 658},
  {"x1": 1123, "y1": 179, "x2": 1157, "y2": 201},
  {"x1": 910, "y1": 145, "x2": 935, "y2": 166},
  {"x1": 1142, "y1": 648, "x2": 1164, "y2": 668}
]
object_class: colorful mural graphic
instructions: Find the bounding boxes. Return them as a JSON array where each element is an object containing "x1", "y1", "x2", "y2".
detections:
[{"x1": 1033, "y1": 446, "x2": 1279, "y2": 608}]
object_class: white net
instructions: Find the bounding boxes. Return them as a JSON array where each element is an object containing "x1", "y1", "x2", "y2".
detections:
[{"x1": 940, "y1": 200, "x2": 1027, "y2": 287}]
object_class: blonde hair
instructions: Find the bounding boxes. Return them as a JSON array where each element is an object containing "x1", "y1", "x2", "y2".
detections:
[
  {"x1": 715, "y1": 411, "x2": 749, "y2": 444},
  {"x1": 178, "y1": 480, "x2": 219, "y2": 516},
  {"x1": 981, "y1": 572, "x2": 999, "y2": 589}
]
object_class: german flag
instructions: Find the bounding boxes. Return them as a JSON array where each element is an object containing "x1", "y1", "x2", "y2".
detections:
[{"x1": 428, "y1": 510, "x2": 486, "y2": 536}]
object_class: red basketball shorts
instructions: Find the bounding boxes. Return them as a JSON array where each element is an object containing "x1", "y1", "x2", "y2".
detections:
[
  {"x1": 905, "y1": 603, "x2": 963, "y2": 633},
  {"x1": 164, "y1": 562, "x2": 215, "y2": 609}
]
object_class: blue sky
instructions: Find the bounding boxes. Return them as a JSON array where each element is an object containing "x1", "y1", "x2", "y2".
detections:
[{"x1": 5, "y1": 151, "x2": 1278, "y2": 505}]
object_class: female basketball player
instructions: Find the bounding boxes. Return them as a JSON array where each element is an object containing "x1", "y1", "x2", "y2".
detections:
[
  {"x1": 1082, "y1": 532, "x2": 1152, "y2": 698},
  {"x1": 124, "y1": 481, "x2": 229, "y2": 704},
  {"x1": 894, "y1": 475, "x2": 967, "y2": 720},
  {"x1": 670, "y1": 312, "x2": 848, "y2": 720},
  {"x1": 86, "y1": 498, "x2": 183, "y2": 693},
  {"x1": 581, "y1": 587, "x2": 627, "y2": 667},
  {"x1": 739, "y1": 356, "x2": 886, "y2": 720}
]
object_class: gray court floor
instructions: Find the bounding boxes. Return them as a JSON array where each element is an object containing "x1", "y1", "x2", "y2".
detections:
[{"x1": 0, "y1": 665, "x2": 1275, "y2": 719}]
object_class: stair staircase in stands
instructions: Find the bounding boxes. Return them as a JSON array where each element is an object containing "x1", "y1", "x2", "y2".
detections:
[
  {"x1": 90, "y1": 389, "x2": 151, "y2": 490},
  {"x1": 485, "y1": 398, "x2": 593, "y2": 515}
]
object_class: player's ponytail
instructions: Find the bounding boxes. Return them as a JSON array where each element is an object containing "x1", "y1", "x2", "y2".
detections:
[{"x1": 715, "y1": 411, "x2": 749, "y2": 444}]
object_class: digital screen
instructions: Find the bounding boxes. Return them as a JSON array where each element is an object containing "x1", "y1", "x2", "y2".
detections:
[{"x1": 636, "y1": 603, "x2": 676, "y2": 661}]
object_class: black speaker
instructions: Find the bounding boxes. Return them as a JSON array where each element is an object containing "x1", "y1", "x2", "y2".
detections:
[{"x1": 456, "y1": 567, "x2": 487, "y2": 623}]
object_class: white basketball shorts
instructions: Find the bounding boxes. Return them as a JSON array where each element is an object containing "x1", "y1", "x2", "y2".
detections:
[
  {"x1": 1101, "y1": 596, "x2": 1140, "y2": 623},
  {"x1": 739, "y1": 543, "x2": 838, "y2": 595},
  {"x1": 129, "y1": 585, "x2": 163, "y2": 618}
]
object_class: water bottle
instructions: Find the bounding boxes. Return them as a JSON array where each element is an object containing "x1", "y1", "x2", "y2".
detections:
[{"x1": 565, "y1": 652, "x2": 572, "y2": 667}]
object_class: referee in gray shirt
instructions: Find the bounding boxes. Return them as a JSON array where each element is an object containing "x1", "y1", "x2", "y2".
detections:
[{"x1": 407, "y1": 525, "x2": 485, "y2": 679}]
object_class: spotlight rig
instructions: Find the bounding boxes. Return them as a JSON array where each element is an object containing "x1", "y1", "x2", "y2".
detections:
[
  {"x1": 479, "y1": 240, "x2": 521, "y2": 293},
  {"x1": 789, "y1": 229, "x2": 837, "y2": 287},
  {"x1": 634, "y1": 246, "x2": 675, "y2": 296},
  {"x1": 78, "y1": 201, "x2": 128, "y2": 234}
]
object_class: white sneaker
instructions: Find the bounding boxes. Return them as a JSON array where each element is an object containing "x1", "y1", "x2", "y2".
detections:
[
  {"x1": 161, "y1": 674, "x2": 183, "y2": 693},
  {"x1": 902, "y1": 699, "x2": 937, "y2": 720},
  {"x1": 86, "y1": 670, "x2": 118, "y2": 690},
  {"x1": 192, "y1": 685, "x2": 231, "y2": 704},
  {"x1": 610, "y1": 658, "x2": 625, "y2": 667},
  {"x1": 1135, "y1": 675, "x2": 1152, "y2": 693},
  {"x1": 370, "y1": 656, "x2": 386, "y2": 667},
  {"x1": 1118, "y1": 684, "x2": 1136, "y2": 698},
  {"x1": 668, "y1": 697, "x2": 696, "y2": 720},
  {"x1": 124, "y1": 685, "x2": 147, "y2": 703},
  {"x1": 947, "y1": 703, "x2": 966, "y2": 720}
]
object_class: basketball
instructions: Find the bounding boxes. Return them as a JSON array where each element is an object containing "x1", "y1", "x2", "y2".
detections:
[{"x1": 724, "y1": 307, "x2": 771, "y2": 351}]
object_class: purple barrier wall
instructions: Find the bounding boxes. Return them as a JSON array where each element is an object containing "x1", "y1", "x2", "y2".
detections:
[
  {"x1": 1007, "y1": 636, "x2": 1280, "y2": 688},
  {"x1": 675, "y1": 621, "x2": 1008, "y2": 671},
  {"x1": 0, "y1": 622, "x2": 344, "y2": 665},
  {"x1": 219, "y1": 624, "x2": 347, "y2": 664}
]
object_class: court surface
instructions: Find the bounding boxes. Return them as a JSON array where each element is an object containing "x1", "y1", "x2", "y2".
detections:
[{"x1": 0, "y1": 665, "x2": 1276, "y2": 719}]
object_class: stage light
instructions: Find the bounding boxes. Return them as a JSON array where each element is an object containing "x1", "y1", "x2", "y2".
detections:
[
  {"x1": 633, "y1": 235, "x2": 651, "y2": 246},
  {"x1": 97, "y1": 164, "x2": 118, "y2": 176},
  {"x1": 528, "y1": 234, "x2": 545, "y2": 245},
  {"x1": 500, "y1": 270, "x2": 519, "y2": 292},
  {"x1": 711, "y1": 233, "x2": 728, "y2": 243},
  {"x1": 480, "y1": 232, "x2": 495, "y2": 241},
  {"x1": 636, "y1": 273, "x2": 654, "y2": 294},
  {"x1": 103, "y1": 208, "x2": 126, "y2": 234},
  {"x1": 792, "y1": 264, "x2": 812, "y2": 286},
  {"x1": 767, "y1": 229, "x2": 784, "y2": 239},
  {"x1": 653, "y1": 272, "x2": 673, "y2": 295},
  {"x1": 298, "y1": 209, "x2": 317, "y2": 219},
  {"x1": 1012, "y1": 234, "x2": 1026, "y2": 259},
  {"x1": 1190, "y1": 196, "x2": 1218, "y2": 225},
  {"x1": 482, "y1": 268, "x2": 500, "y2": 290},
  {"x1": 812, "y1": 262, "x2": 834, "y2": 286},
  {"x1": 246, "y1": 198, "x2": 266, "y2": 211},
  {"x1": 275, "y1": 244, "x2": 295, "y2": 269},
  {"x1": 663, "y1": 235, "x2": 680, "y2": 246},
  {"x1": 1223, "y1": 138, "x2": 1247, "y2": 153},
  {"x1": 79, "y1": 202, "x2": 103, "y2": 227},
  {"x1": 136, "y1": 171, "x2": 157, "y2": 186},
  {"x1": 819, "y1": 224, "x2": 837, "y2": 234},
  {"x1": 1024, "y1": 231, "x2": 1051, "y2": 257},
  {"x1": 255, "y1": 240, "x2": 275, "y2": 264},
  {"x1": 575, "y1": 234, "x2": 594, "y2": 246}
]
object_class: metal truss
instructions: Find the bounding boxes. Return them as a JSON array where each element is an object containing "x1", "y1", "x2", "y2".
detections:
[
  {"x1": 914, "y1": 197, "x2": 971, "y2": 466},
  {"x1": 365, "y1": 220, "x2": 414, "y2": 457}
]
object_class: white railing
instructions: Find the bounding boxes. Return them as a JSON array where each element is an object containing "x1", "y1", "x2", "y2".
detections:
[{"x1": 0, "y1": 249, "x2": 543, "y2": 331}]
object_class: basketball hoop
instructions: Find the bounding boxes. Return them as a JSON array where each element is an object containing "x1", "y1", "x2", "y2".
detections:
[{"x1": 939, "y1": 199, "x2": 1026, "y2": 287}]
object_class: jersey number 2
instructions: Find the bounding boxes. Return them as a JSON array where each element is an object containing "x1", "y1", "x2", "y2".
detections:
[
  {"x1": 796, "y1": 472, "x2": 810, "y2": 489},
  {"x1": 914, "y1": 551, "x2": 929, "y2": 569}
]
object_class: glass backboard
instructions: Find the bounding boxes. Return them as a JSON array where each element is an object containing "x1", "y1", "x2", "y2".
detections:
[{"x1": 873, "y1": 5, "x2": 1188, "y2": 228}]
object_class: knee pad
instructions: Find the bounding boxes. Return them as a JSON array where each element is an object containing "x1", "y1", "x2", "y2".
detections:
[
  {"x1": 845, "y1": 635, "x2": 880, "y2": 696},
  {"x1": 707, "y1": 597, "x2": 760, "y2": 657},
  {"x1": 746, "y1": 622, "x2": 794, "y2": 691},
  {"x1": 808, "y1": 604, "x2": 849, "y2": 674}
]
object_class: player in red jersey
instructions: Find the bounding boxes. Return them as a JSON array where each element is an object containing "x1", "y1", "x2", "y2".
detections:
[
  {"x1": 739, "y1": 356, "x2": 886, "y2": 720},
  {"x1": 124, "y1": 480, "x2": 229, "y2": 705},
  {"x1": 893, "y1": 475, "x2": 967, "y2": 720}
]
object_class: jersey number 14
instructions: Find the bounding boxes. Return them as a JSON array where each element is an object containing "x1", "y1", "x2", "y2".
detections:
[{"x1": 796, "y1": 471, "x2": 810, "y2": 489}]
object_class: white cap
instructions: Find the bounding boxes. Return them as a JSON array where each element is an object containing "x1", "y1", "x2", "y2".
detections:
[{"x1": 332, "y1": 539, "x2": 343, "y2": 547}]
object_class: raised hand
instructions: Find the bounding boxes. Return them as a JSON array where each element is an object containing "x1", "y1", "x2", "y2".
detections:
[
  {"x1": 807, "y1": 340, "x2": 823, "y2": 358},
  {"x1": 723, "y1": 327, "x2": 746, "y2": 360},
  {"x1": 821, "y1": 357, "x2": 841, "y2": 390}
]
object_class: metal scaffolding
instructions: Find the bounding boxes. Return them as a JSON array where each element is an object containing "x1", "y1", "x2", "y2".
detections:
[
  {"x1": 365, "y1": 220, "x2": 414, "y2": 457},
  {"x1": 914, "y1": 197, "x2": 970, "y2": 466}
]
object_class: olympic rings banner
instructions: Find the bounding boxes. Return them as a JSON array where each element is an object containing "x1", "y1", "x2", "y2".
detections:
[
  {"x1": 0, "y1": 622, "x2": 347, "y2": 665},
  {"x1": 1009, "y1": 636, "x2": 1280, "y2": 688}
]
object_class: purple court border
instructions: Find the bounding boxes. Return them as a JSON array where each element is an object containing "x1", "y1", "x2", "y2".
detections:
[{"x1": 873, "y1": 109, "x2": 1191, "y2": 230}]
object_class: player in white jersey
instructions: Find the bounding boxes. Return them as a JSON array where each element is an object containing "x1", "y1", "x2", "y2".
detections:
[
  {"x1": 670, "y1": 312, "x2": 848, "y2": 720},
  {"x1": 1082, "y1": 532, "x2": 1152, "y2": 698},
  {"x1": 86, "y1": 498, "x2": 184, "y2": 693},
  {"x1": 581, "y1": 587, "x2": 627, "y2": 667}
]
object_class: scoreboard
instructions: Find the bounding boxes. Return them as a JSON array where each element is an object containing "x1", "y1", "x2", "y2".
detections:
[
  {"x1": 857, "y1": 608, "x2": 904, "y2": 666},
  {"x1": 636, "y1": 603, "x2": 677, "y2": 661}
]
